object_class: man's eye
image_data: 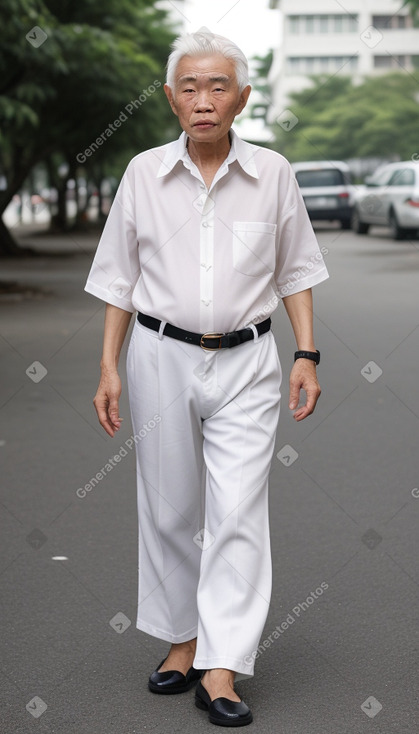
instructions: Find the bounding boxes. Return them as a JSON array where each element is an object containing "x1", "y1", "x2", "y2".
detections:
[
  {"x1": 213, "y1": 88, "x2": 225, "y2": 92},
  {"x1": 183, "y1": 88, "x2": 195, "y2": 93}
]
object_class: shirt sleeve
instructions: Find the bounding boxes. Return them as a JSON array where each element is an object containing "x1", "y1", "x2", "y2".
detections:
[
  {"x1": 274, "y1": 167, "x2": 329, "y2": 298},
  {"x1": 84, "y1": 164, "x2": 140, "y2": 312}
]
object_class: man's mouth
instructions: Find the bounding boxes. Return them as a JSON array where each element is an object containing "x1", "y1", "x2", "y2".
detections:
[{"x1": 193, "y1": 121, "x2": 216, "y2": 129}]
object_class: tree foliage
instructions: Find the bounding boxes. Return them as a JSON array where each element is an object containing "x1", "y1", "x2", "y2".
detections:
[
  {"x1": 272, "y1": 72, "x2": 419, "y2": 163},
  {"x1": 249, "y1": 51, "x2": 273, "y2": 123},
  {"x1": 403, "y1": 0, "x2": 419, "y2": 19},
  {"x1": 0, "y1": 0, "x2": 177, "y2": 251}
]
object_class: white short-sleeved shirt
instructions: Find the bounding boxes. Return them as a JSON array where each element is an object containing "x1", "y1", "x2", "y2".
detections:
[{"x1": 85, "y1": 128, "x2": 329, "y2": 333}]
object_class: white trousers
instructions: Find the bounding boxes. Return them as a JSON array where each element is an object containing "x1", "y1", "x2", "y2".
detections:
[{"x1": 126, "y1": 319, "x2": 282, "y2": 678}]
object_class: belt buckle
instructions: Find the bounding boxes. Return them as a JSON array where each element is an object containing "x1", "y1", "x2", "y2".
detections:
[{"x1": 200, "y1": 332, "x2": 224, "y2": 351}]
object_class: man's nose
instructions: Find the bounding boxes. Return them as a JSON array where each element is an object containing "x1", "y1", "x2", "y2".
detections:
[{"x1": 194, "y1": 92, "x2": 214, "y2": 111}]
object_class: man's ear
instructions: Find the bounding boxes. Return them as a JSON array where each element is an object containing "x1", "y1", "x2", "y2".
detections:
[
  {"x1": 235, "y1": 85, "x2": 252, "y2": 116},
  {"x1": 164, "y1": 84, "x2": 178, "y2": 117}
]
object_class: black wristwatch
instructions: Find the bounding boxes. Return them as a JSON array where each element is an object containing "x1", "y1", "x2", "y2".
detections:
[{"x1": 294, "y1": 349, "x2": 320, "y2": 365}]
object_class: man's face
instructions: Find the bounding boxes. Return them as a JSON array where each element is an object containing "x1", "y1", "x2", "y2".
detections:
[{"x1": 164, "y1": 54, "x2": 251, "y2": 145}]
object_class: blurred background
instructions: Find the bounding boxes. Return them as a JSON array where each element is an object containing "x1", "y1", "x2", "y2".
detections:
[{"x1": 2, "y1": 0, "x2": 419, "y2": 251}]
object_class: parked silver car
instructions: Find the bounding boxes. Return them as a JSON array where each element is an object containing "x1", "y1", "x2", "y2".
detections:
[
  {"x1": 292, "y1": 161, "x2": 355, "y2": 229},
  {"x1": 352, "y1": 161, "x2": 419, "y2": 240}
]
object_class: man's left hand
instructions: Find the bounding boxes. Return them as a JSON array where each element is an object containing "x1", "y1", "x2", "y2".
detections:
[{"x1": 288, "y1": 359, "x2": 321, "y2": 421}]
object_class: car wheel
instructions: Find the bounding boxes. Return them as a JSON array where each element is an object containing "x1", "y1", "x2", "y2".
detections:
[
  {"x1": 388, "y1": 209, "x2": 406, "y2": 240},
  {"x1": 352, "y1": 207, "x2": 369, "y2": 234},
  {"x1": 341, "y1": 219, "x2": 351, "y2": 230}
]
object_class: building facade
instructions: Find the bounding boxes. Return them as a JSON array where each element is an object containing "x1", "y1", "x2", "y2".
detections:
[{"x1": 268, "y1": 0, "x2": 419, "y2": 120}]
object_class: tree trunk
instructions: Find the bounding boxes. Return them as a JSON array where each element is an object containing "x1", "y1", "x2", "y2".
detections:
[
  {"x1": 0, "y1": 216, "x2": 24, "y2": 256},
  {"x1": 0, "y1": 146, "x2": 56, "y2": 256},
  {"x1": 0, "y1": 171, "x2": 34, "y2": 256},
  {"x1": 45, "y1": 156, "x2": 69, "y2": 231},
  {"x1": 52, "y1": 183, "x2": 67, "y2": 231}
]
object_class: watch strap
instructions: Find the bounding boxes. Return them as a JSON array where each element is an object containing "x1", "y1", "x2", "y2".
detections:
[{"x1": 294, "y1": 349, "x2": 320, "y2": 365}]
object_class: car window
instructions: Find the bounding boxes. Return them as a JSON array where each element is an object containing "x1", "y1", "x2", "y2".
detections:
[
  {"x1": 295, "y1": 169, "x2": 345, "y2": 187},
  {"x1": 369, "y1": 168, "x2": 394, "y2": 186},
  {"x1": 388, "y1": 168, "x2": 415, "y2": 186}
]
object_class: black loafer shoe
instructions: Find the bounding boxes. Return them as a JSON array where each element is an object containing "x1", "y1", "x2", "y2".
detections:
[
  {"x1": 195, "y1": 681, "x2": 253, "y2": 727},
  {"x1": 148, "y1": 658, "x2": 203, "y2": 694}
]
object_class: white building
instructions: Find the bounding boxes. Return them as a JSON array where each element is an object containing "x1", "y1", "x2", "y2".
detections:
[{"x1": 268, "y1": 0, "x2": 419, "y2": 121}]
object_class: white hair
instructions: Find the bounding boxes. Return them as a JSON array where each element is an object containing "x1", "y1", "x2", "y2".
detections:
[{"x1": 166, "y1": 28, "x2": 250, "y2": 92}]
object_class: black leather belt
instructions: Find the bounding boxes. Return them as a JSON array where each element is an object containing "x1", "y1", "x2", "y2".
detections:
[{"x1": 136, "y1": 312, "x2": 271, "y2": 351}]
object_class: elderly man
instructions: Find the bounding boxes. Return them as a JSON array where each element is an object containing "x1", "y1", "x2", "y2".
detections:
[{"x1": 85, "y1": 29, "x2": 328, "y2": 727}]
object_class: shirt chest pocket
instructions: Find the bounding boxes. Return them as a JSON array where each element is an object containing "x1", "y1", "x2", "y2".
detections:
[{"x1": 232, "y1": 221, "x2": 277, "y2": 278}]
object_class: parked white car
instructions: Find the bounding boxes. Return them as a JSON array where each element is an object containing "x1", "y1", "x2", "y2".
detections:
[
  {"x1": 292, "y1": 161, "x2": 355, "y2": 229},
  {"x1": 352, "y1": 161, "x2": 419, "y2": 240}
]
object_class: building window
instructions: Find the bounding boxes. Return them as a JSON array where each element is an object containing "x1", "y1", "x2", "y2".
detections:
[
  {"x1": 286, "y1": 56, "x2": 359, "y2": 74},
  {"x1": 289, "y1": 16, "x2": 300, "y2": 34},
  {"x1": 373, "y1": 55, "x2": 392, "y2": 68},
  {"x1": 305, "y1": 15, "x2": 314, "y2": 33},
  {"x1": 372, "y1": 16, "x2": 392, "y2": 29},
  {"x1": 287, "y1": 57, "x2": 301, "y2": 72},
  {"x1": 374, "y1": 55, "x2": 408, "y2": 69},
  {"x1": 287, "y1": 14, "x2": 359, "y2": 35},
  {"x1": 349, "y1": 16, "x2": 358, "y2": 32},
  {"x1": 319, "y1": 15, "x2": 329, "y2": 33},
  {"x1": 334, "y1": 15, "x2": 343, "y2": 32},
  {"x1": 373, "y1": 14, "x2": 408, "y2": 29}
]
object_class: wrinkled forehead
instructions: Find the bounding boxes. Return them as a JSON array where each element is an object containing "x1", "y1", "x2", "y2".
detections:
[{"x1": 174, "y1": 54, "x2": 238, "y2": 85}]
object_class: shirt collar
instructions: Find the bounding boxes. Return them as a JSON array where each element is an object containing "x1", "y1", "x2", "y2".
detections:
[{"x1": 156, "y1": 128, "x2": 259, "y2": 180}]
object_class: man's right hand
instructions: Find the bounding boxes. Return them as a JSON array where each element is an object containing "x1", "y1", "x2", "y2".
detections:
[{"x1": 93, "y1": 368, "x2": 123, "y2": 437}]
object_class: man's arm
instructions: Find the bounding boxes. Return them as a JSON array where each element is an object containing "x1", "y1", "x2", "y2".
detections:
[
  {"x1": 93, "y1": 303, "x2": 133, "y2": 437},
  {"x1": 282, "y1": 288, "x2": 321, "y2": 422}
]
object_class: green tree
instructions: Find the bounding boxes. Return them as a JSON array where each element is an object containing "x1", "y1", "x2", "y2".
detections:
[
  {"x1": 0, "y1": 0, "x2": 176, "y2": 254},
  {"x1": 403, "y1": 0, "x2": 419, "y2": 19},
  {"x1": 249, "y1": 51, "x2": 273, "y2": 125},
  {"x1": 272, "y1": 73, "x2": 419, "y2": 163}
]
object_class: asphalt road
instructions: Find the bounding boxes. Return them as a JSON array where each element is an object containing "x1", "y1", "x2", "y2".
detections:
[{"x1": 1, "y1": 223, "x2": 418, "y2": 734}]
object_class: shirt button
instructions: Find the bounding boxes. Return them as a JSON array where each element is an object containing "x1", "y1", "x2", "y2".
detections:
[
  {"x1": 201, "y1": 299, "x2": 212, "y2": 306},
  {"x1": 193, "y1": 194, "x2": 206, "y2": 212},
  {"x1": 202, "y1": 221, "x2": 212, "y2": 228}
]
